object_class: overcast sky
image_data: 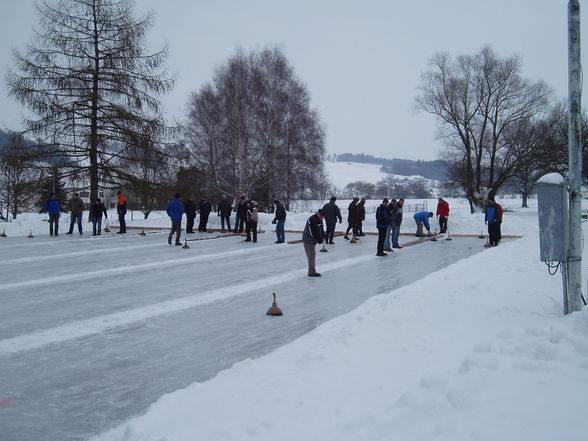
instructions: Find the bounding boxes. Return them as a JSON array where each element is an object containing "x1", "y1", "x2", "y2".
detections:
[{"x1": 0, "y1": 1, "x2": 586, "y2": 160}]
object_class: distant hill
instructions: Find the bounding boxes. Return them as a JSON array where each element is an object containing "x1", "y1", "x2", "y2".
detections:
[{"x1": 329, "y1": 153, "x2": 449, "y2": 180}]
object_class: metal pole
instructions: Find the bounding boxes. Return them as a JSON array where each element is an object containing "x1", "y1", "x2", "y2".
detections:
[{"x1": 567, "y1": 0, "x2": 583, "y2": 313}]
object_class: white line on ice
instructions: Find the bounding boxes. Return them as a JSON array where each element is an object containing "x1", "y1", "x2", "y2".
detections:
[
  {"x1": 0, "y1": 243, "x2": 278, "y2": 291},
  {"x1": 0, "y1": 254, "x2": 373, "y2": 357}
]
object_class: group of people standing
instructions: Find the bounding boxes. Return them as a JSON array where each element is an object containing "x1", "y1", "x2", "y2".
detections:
[
  {"x1": 43, "y1": 191, "x2": 127, "y2": 236},
  {"x1": 166, "y1": 192, "x2": 288, "y2": 246}
]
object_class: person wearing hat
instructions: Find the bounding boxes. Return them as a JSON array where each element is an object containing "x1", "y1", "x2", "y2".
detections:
[
  {"x1": 376, "y1": 198, "x2": 391, "y2": 256},
  {"x1": 272, "y1": 199, "x2": 287, "y2": 243},
  {"x1": 302, "y1": 209, "x2": 326, "y2": 277},
  {"x1": 90, "y1": 198, "x2": 108, "y2": 236},
  {"x1": 198, "y1": 195, "x2": 212, "y2": 232},
  {"x1": 66, "y1": 192, "x2": 85, "y2": 235},
  {"x1": 234, "y1": 195, "x2": 247, "y2": 233},
  {"x1": 166, "y1": 192, "x2": 184, "y2": 245},
  {"x1": 116, "y1": 191, "x2": 127, "y2": 234},
  {"x1": 322, "y1": 196, "x2": 342, "y2": 244}
]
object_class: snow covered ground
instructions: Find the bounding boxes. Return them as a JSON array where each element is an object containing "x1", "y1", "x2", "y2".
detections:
[{"x1": 1, "y1": 198, "x2": 588, "y2": 441}]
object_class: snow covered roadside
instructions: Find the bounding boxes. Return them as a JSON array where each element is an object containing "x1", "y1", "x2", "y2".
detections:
[{"x1": 91, "y1": 203, "x2": 588, "y2": 441}]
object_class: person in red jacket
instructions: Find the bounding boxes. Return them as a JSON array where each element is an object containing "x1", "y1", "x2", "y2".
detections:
[
  {"x1": 495, "y1": 199, "x2": 503, "y2": 244},
  {"x1": 436, "y1": 197, "x2": 450, "y2": 233}
]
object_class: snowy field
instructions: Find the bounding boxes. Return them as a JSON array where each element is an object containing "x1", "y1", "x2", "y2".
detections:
[{"x1": 1, "y1": 197, "x2": 588, "y2": 441}]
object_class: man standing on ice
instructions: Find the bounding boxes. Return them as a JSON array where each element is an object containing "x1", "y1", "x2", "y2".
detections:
[
  {"x1": 322, "y1": 196, "x2": 342, "y2": 244},
  {"x1": 413, "y1": 211, "x2": 433, "y2": 237},
  {"x1": 302, "y1": 209, "x2": 326, "y2": 277},
  {"x1": 485, "y1": 197, "x2": 500, "y2": 246},
  {"x1": 116, "y1": 191, "x2": 127, "y2": 234},
  {"x1": 44, "y1": 192, "x2": 61, "y2": 236},
  {"x1": 376, "y1": 198, "x2": 390, "y2": 256},
  {"x1": 198, "y1": 195, "x2": 212, "y2": 232},
  {"x1": 436, "y1": 197, "x2": 450, "y2": 233},
  {"x1": 271, "y1": 199, "x2": 287, "y2": 243},
  {"x1": 167, "y1": 192, "x2": 184, "y2": 246}
]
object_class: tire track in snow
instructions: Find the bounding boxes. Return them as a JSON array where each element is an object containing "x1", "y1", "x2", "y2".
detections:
[{"x1": 0, "y1": 253, "x2": 373, "y2": 356}]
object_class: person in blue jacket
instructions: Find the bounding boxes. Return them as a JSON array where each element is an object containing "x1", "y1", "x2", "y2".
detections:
[
  {"x1": 44, "y1": 192, "x2": 61, "y2": 236},
  {"x1": 413, "y1": 211, "x2": 434, "y2": 237},
  {"x1": 376, "y1": 198, "x2": 390, "y2": 256},
  {"x1": 485, "y1": 197, "x2": 500, "y2": 246},
  {"x1": 166, "y1": 192, "x2": 184, "y2": 246}
]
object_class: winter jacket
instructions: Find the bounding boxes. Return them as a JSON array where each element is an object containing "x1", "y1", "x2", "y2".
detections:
[
  {"x1": 199, "y1": 200, "x2": 212, "y2": 215},
  {"x1": 394, "y1": 204, "x2": 403, "y2": 226},
  {"x1": 496, "y1": 203, "x2": 503, "y2": 222},
  {"x1": 184, "y1": 200, "x2": 196, "y2": 218},
  {"x1": 217, "y1": 199, "x2": 232, "y2": 217},
  {"x1": 117, "y1": 195, "x2": 127, "y2": 215},
  {"x1": 358, "y1": 201, "x2": 366, "y2": 221},
  {"x1": 376, "y1": 204, "x2": 389, "y2": 228},
  {"x1": 167, "y1": 199, "x2": 184, "y2": 222},
  {"x1": 90, "y1": 202, "x2": 107, "y2": 220},
  {"x1": 347, "y1": 201, "x2": 360, "y2": 224},
  {"x1": 436, "y1": 200, "x2": 450, "y2": 217},
  {"x1": 69, "y1": 197, "x2": 85, "y2": 214},
  {"x1": 272, "y1": 203, "x2": 287, "y2": 222},
  {"x1": 485, "y1": 204, "x2": 499, "y2": 223},
  {"x1": 322, "y1": 201, "x2": 342, "y2": 224},
  {"x1": 387, "y1": 204, "x2": 397, "y2": 226},
  {"x1": 237, "y1": 200, "x2": 247, "y2": 218},
  {"x1": 302, "y1": 213, "x2": 325, "y2": 245},
  {"x1": 413, "y1": 211, "x2": 431, "y2": 231},
  {"x1": 246, "y1": 205, "x2": 259, "y2": 223},
  {"x1": 45, "y1": 199, "x2": 61, "y2": 215}
]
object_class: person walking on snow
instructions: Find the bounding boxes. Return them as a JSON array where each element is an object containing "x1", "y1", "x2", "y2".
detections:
[
  {"x1": 167, "y1": 193, "x2": 184, "y2": 245},
  {"x1": 413, "y1": 211, "x2": 433, "y2": 237},
  {"x1": 217, "y1": 194, "x2": 233, "y2": 233},
  {"x1": 322, "y1": 196, "x2": 342, "y2": 244},
  {"x1": 198, "y1": 196, "x2": 212, "y2": 232},
  {"x1": 302, "y1": 209, "x2": 326, "y2": 277},
  {"x1": 66, "y1": 193, "x2": 85, "y2": 235},
  {"x1": 376, "y1": 198, "x2": 391, "y2": 256},
  {"x1": 44, "y1": 192, "x2": 61, "y2": 236},
  {"x1": 436, "y1": 197, "x2": 450, "y2": 234},
  {"x1": 244, "y1": 200, "x2": 258, "y2": 242},
  {"x1": 184, "y1": 195, "x2": 196, "y2": 234},
  {"x1": 116, "y1": 191, "x2": 127, "y2": 234},
  {"x1": 272, "y1": 199, "x2": 287, "y2": 243},
  {"x1": 90, "y1": 198, "x2": 108, "y2": 236}
]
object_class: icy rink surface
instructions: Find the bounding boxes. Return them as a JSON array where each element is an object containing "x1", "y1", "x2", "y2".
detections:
[{"x1": 0, "y1": 230, "x2": 487, "y2": 441}]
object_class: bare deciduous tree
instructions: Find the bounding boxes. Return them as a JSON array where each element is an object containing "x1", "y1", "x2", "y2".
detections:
[{"x1": 415, "y1": 46, "x2": 552, "y2": 212}]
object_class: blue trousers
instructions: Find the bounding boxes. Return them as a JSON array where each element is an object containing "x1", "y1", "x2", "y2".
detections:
[{"x1": 276, "y1": 219, "x2": 285, "y2": 243}]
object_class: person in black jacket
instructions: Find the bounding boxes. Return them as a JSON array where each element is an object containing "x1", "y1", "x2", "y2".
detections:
[
  {"x1": 198, "y1": 196, "x2": 212, "y2": 232},
  {"x1": 184, "y1": 196, "x2": 197, "y2": 234},
  {"x1": 344, "y1": 197, "x2": 360, "y2": 240},
  {"x1": 217, "y1": 194, "x2": 232, "y2": 233},
  {"x1": 375, "y1": 199, "x2": 390, "y2": 256},
  {"x1": 90, "y1": 198, "x2": 108, "y2": 236},
  {"x1": 272, "y1": 199, "x2": 287, "y2": 243},
  {"x1": 322, "y1": 196, "x2": 342, "y2": 244},
  {"x1": 357, "y1": 198, "x2": 366, "y2": 236},
  {"x1": 302, "y1": 209, "x2": 325, "y2": 277},
  {"x1": 234, "y1": 195, "x2": 247, "y2": 233}
]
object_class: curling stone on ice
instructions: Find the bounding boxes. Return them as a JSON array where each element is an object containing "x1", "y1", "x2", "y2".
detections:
[
  {"x1": 0, "y1": 228, "x2": 6, "y2": 237},
  {"x1": 478, "y1": 230, "x2": 485, "y2": 239},
  {"x1": 182, "y1": 238, "x2": 190, "y2": 249},
  {"x1": 139, "y1": 229, "x2": 146, "y2": 236},
  {"x1": 430, "y1": 229, "x2": 438, "y2": 241},
  {"x1": 446, "y1": 231, "x2": 453, "y2": 241},
  {"x1": 28, "y1": 229, "x2": 34, "y2": 238},
  {"x1": 320, "y1": 241, "x2": 328, "y2": 252},
  {"x1": 266, "y1": 292, "x2": 283, "y2": 316}
]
